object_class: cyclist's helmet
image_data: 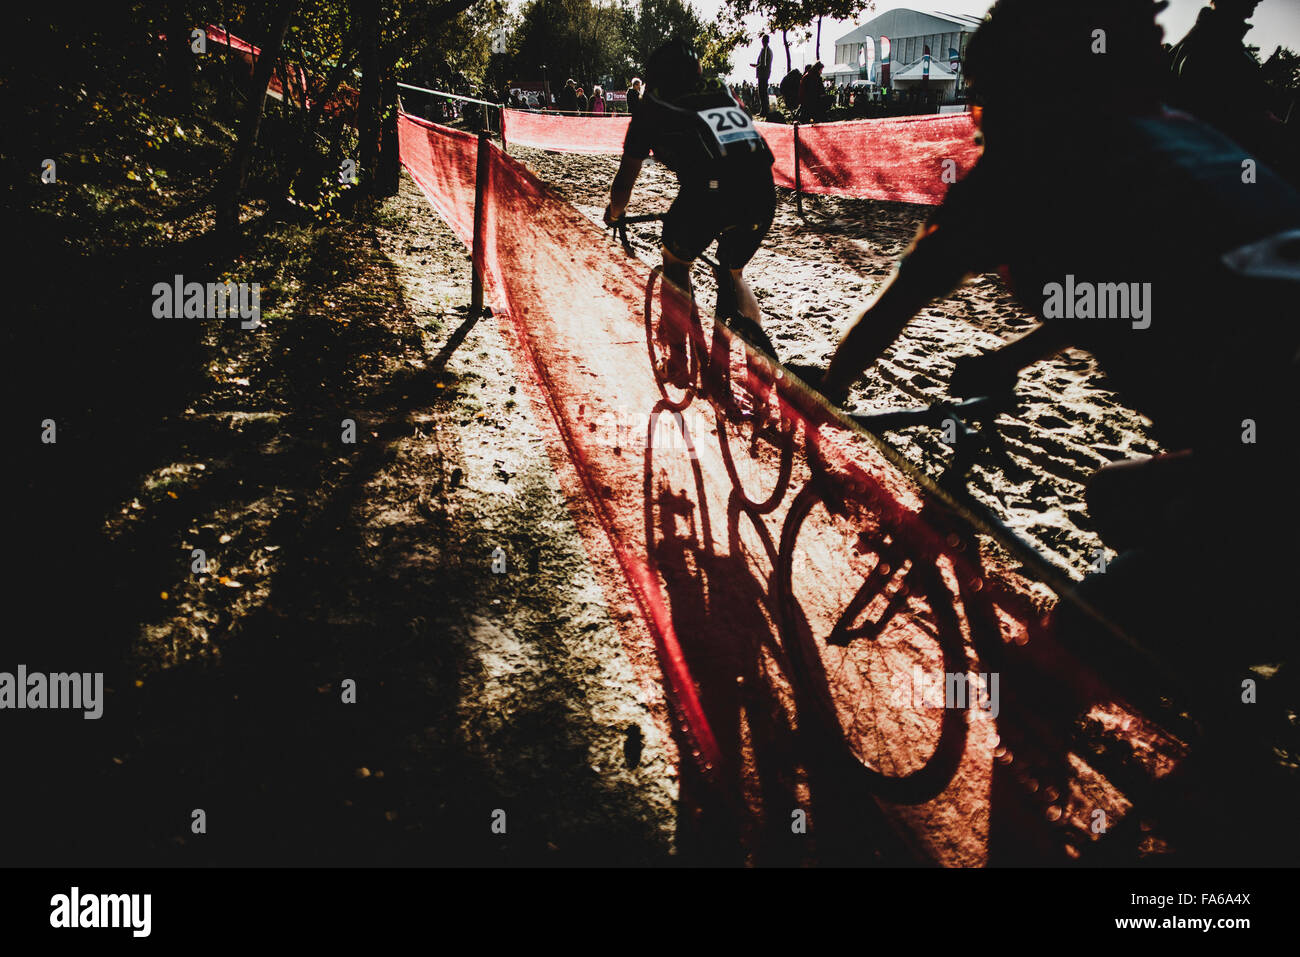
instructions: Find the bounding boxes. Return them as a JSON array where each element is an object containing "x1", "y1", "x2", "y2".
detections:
[{"x1": 646, "y1": 39, "x2": 702, "y2": 102}]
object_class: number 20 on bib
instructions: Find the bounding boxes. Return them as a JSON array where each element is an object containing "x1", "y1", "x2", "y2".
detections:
[{"x1": 697, "y1": 107, "x2": 761, "y2": 155}]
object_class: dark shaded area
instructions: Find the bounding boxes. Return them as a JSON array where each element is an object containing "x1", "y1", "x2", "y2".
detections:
[{"x1": 3, "y1": 29, "x2": 674, "y2": 865}]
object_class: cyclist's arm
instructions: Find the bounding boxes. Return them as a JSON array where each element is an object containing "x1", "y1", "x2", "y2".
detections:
[
  {"x1": 607, "y1": 154, "x2": 644, "y2": 221},
  {"x1": 990, "y1": 322, "x2": 1071, "y2": 372},
  {"x1": 820, "y1": 223, "x2": 973, "y2": 405}
]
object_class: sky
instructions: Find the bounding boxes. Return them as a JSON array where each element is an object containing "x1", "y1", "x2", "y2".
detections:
[{"x1": 687, "y1": 1, "x2": 1300, "y2": 82}]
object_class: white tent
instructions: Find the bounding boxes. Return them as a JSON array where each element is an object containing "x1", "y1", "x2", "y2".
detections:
[{"x1": 891, "y1": 56, "x2": 959, "y2": 85}]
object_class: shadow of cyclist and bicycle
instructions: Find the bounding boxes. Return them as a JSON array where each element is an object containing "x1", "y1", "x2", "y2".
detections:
[{"x1": 639, "y1": 396, "x2": 1190, "y2": 865}]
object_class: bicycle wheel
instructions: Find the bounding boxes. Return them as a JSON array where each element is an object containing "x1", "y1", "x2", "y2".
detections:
[
  {"x1": 715, "y1": 316, "x2": 795, "y2": 514},
  {"x1": 643, "y1": 265, "x2": 698, "y2": 413},
  {"x1": 775, "y1": 483, "x2": 970, "y2": 803}
]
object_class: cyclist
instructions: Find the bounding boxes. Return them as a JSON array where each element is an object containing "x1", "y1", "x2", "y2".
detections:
[
  {"x1": 604, "y1": 39, "x2": 776, "y2": 388},
  {"x1": 1167, "y1": 0, "x2": 1299, "y2": 185},
  {"x1": 811, "y1": 0, "x2": 1300, "y2": 653}
]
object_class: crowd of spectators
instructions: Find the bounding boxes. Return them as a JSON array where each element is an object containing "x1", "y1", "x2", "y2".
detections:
[
  {"x1": 493, "y1": 72, "x2": 959, "y2": 124},
  {"x1": 504, "y1": 77, "x2": 636, "y2": 115}
]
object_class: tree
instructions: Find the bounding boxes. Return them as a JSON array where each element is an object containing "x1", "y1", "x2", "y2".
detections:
[
  {"x1": 626, "y1": 0, "x2": 702, "y2": 74},
  {"x1": 217, "y1": 0, "x2": 297, "y2": 236},
  {"x1": 698, "y1": 20, "x2": 745, "y2": 79},
  {"x1": 721, "y1": 0, "x2": 873, "y2": 72},
  {"x1": 165, "y1": 0, "x2": 197, "y2": 113},
  {"x1": 512, "y1": 0, "x2": 626, "y2": 91},
  {"x1": 509, "y1": 0, "x2": 736, "y2": 90},
  {"x1": 1261, "y1": 45, "x2": 1300, "y2": 120},
  {"x1": 719, "y1": 1, "x2": 808, "y2": 74},
  {"x1": 807, "y1": 0, "x2": 874, "y2": 62},
  {"x1": 358, "y1": 0, "x2": 484, "y2": 196}
]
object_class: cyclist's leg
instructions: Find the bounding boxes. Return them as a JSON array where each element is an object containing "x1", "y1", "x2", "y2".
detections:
[
  {"x1": 716, "y1": 172, "x2": 775, "y2": 331},
  {"x1": 659, "y1": 246, "x2": 694, "y2": 387},
  {"x1": 660, "y1": 186, "x2": 717, "y2": 386},
  {"x1": 728, "y1": 267, "x2": 761, "y2": 326},
  {"x1": 717, "y1": 176, "x2": 776, "y2": 394}
]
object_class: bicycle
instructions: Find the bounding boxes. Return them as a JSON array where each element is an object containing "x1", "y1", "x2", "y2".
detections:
[{"x1": 611, "y1": 212, "x2": 795, "y2": 514}]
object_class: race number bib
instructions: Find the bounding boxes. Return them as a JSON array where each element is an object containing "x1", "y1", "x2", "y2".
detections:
[{"x1": 696, "y1": 106, "x2": 761, "y2": 155}]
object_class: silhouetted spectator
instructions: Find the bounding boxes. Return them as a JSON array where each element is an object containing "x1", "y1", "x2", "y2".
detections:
[
  {"x1": 1168, "y1": 0, "x2": 1298, "y2": 182},
  {"x1": 752, "y1": 33, "x2": 774, "y2": 116},
  {"x1": 779, "y1": 68, "x2": 801, "y2": 112},
  {"x1": 558, "y1": 78, "x2": 578, "y2": 112},
  {"x1": 799, "y1": 62, "x2": 830, "y2": 122}
]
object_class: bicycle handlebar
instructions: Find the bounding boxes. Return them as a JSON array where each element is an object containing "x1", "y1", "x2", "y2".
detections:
[{"x1": 609, "y1": 212, "x2": 666, "y2": 255}]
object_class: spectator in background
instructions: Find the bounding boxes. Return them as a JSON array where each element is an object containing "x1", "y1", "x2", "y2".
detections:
[
  {"x1": 576, "y1": 86, "x2": 588, "y2": 113},
  {"x1": 628, "y1": 77, "x2": 643, "y2": 115},
  {"x1": 592, "y1": 85, "x2": 606, "y2": 115},
  {"x1": 799, "y1": 62, "x2": 830, "y2": 122},
  {"x1": 1168, "y1": 0, "x2": 1298, "y2": 184},
  {"x1": 752, "y1": 33, "x2": 774, "y2": 116},
  {"x1": 558, "y1": 78, "x2": 578, "y2": 112},
  {"x1": 779, "y1": 67, "x2": 802, "y2": 112}
]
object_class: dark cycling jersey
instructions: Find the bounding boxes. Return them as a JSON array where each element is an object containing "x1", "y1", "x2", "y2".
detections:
[
  {"x1": 623, "y1": 78, "x2": 776, "y2": 268},
  {"x1": 623, "y1": 78, "x2": 774, "y2": 186},
  {"x1": 920, "y1": 107, "x2": 1300, "y2": 459}
]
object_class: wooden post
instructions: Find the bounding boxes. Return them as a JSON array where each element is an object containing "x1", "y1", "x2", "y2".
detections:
[
  {"x1": 470, "y1": 129, "x2": 490, "y2": 314},
  {"x1": 499, "y1": 104, "x2": 508, "y2": 155},
  {"x1": 793, "y1": 122, "x2": 804, "y2": 218}
]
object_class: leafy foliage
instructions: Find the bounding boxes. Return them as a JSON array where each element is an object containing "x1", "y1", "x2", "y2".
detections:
[
  {"x1": 509, "y1": 0, "x2": 741, "y2": 88},
  {"x1": 1260, "y1": 45, "x2": 1300, "y2": 117}
]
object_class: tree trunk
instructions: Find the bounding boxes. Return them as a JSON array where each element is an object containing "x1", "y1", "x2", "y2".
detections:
[
  {"x1": 357, "y1": 0, "x2": 380, "y2": 195},
  {"x1": 166, "y1": 3, "x2": 195, "y2": 114},
  {"x1": 816, "y1": 17, "x2": 822, "y2": 62},
  {"x1": 782, "y1": 28, "x2": 791, "y2": 74},
  {"x1": 377, "y1": 73, "x2": 401, "y2": 197},
  {"x1": 215, "y1": 0, "x2": 296, "y2": 237},
  {"x1": 217, "y1": 10, "x2": 235, "y2": 116}
]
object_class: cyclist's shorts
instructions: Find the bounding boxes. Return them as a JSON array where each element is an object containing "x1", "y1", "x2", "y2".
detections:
[{"x1": 662, "y1": 172, "x2": 775, "y2": 270}]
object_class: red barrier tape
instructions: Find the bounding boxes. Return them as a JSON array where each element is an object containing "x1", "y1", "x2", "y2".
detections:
[
  {"x1": 771, "y1": 114, "x2": 980, "y2": 205},
  {"x1": 502, "y1": 108, "x2": 631, "y2": 154},
  {"x1": 198, "y1": 24, "x2": 352, "y2": 116},
  {"x1": 500, "y1": 108, "x2": 979, "y2": 205}
]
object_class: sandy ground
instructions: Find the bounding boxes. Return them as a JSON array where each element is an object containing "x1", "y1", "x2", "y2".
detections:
[
  {"x1": 509, "y1": 144, "x2": 1165, "y2": 579},
  {"x1": 367, "y1": 181, "x2": 682, "y2": 859}
]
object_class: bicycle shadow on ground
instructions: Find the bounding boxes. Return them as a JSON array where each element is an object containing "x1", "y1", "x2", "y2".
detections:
[{"x1": 641, "y1": 403, "x2": 914, "y2": 865}]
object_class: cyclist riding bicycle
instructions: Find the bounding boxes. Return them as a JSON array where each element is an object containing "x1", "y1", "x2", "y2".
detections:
[
  {"x1": 811, "y1": 0, "x2": 1300, "y2": 658},
  {"x1": 604, "y1": 39, "x2": 776, "y2": 388}
]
